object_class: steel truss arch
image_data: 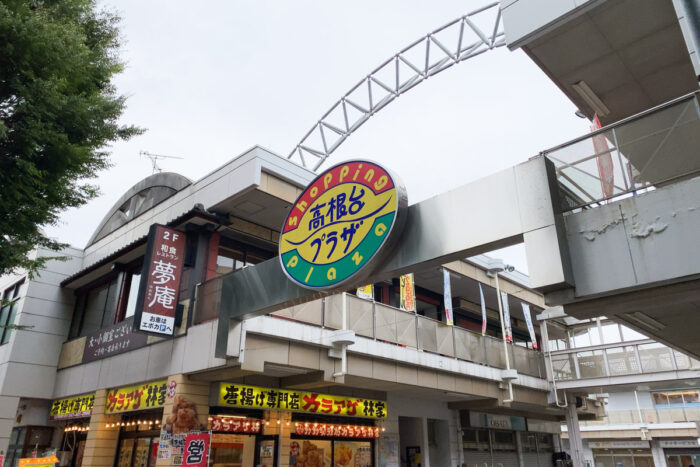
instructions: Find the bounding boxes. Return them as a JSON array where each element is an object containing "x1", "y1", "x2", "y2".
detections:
[{"x1": 288, "y1": 2, "x2": 505, "y2": 171}]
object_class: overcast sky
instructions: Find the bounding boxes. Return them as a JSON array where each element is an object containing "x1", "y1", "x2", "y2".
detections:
[{"x1": 44, "y1": 0, "x2": 592, "y2": 273}]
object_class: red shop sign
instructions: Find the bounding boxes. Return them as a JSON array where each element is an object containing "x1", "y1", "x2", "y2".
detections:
[
  {"x1": 210, "y1": 416, "x2": 262, "y2": 434},
  {"x1": 294, "y1": 422, "x2": 379, "y2": 438},
  {"x1": 183, "y1": 432, "x2": 210, "y2": 467},
  {"x1": 134, "y1": 225, "x2": 187, "y2": 336}
]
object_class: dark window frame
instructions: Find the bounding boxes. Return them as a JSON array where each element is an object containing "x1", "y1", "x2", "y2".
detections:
[{"x1": 0, "y1": 279, "x2": 25, "y2": 345}]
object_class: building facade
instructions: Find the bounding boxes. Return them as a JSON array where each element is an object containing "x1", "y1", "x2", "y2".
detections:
[{"x1": 0, "y1": 147, "x2": 583, "y2": 467}]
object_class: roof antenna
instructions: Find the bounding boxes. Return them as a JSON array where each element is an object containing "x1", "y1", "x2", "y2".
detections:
[{"x1": 139, "y1": 151, "x2": 184, "y2": 174}]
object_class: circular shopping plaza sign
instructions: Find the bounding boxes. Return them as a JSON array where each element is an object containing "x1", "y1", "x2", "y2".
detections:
[{"x1": 280, "y1": 160, "x2": 407, "y2": 290}]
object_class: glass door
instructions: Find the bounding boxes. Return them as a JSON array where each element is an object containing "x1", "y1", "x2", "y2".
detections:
[{"x1": 255, "y1": 436, "x2": 277, "y2": 467}]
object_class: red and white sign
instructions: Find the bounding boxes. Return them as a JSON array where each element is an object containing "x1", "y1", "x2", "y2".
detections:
[
  {"x1": 182, "y1": 432, "x2": 210, "y2": 467},
  {"x1": 294, "y1": 422, "x2": 380, "y2": 438},
  {"x1": 167, "y1": 380, "x2": 177, "y2": 398},
  {"x1": 210, "y1": 416, "x2": 261, "y2": 434},
  {"x1": 135, "y1": 225, "x2": 186, "y2": 336}
]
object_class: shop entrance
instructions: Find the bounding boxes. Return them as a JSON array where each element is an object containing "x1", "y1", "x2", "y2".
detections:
[
  {"x1": 253, "y1": 435, "x2": 277, "y2": 467},
  {"x1": 116, "y1": 430, "x2": 160, "y2": 467}
]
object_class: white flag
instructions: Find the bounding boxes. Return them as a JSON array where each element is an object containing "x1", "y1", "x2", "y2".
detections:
[
  {"x1": 443, "y1": 269, "x2": 453, "y2": 326},
  {"x1": 479, "y1": 283, "x2": 487, "y2": 336},
  {"x1": 500, "y1": 291, "x2": 513, "y2": 343},
  {"x1": 522, "y1": 303, "x2": 538, "y2": 350}
]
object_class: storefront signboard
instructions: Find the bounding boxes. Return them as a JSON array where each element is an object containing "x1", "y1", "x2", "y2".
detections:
[
  {"x1": 279, "y1": 160, "x2": 407, "y2": 290},
  {"x1": 105, "y1": 380, "x2": 167, "y2": 414},
  {"x1": 659, "y1": 440, "x2": 700, "y2": 448},
  {"x1": 294, "y1": 422, "x2": 379, "y2": 438},
  {"x1": 134, "y1": 225, "x2": 187, "y2": 336},
  {"x1": 49, "y1": 394, "x2": 94, "y2": 420},
  {"x1": 588, "y1": 440, "x2": 650, "y2": 449},
  {"x1": 526, "y1": 419, "x2": 560, "y2": 434},
  {"x1": 469, "y1": 412, "x2": 526, "y2": 431},
  {"x1": 210, "y1": 416, "x2": 261, "y2": 433},
  {"x1": 217, "y1": 383, "x2": 387, "y2": 419},
  {"x1": 18, "y1": 456, "x2": 59, "y2": 467},
  {"x1": 82, "y1": 317, "x2": 147, "y2": 363},
  {"x1": 182, "y1": 432, "x2": 210, "y2": 467},
  {"x1": 356, "y1": 284, "x2": 374, "y2": 300}
]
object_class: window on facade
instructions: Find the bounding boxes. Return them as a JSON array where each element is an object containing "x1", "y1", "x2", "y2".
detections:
[
  {"x1": 0, "y1": 280, "x2": 25, "y2": 345},
  {"x1": 70, "y1": 263, "x2": 144, "y2": 339},
  {"x1": 215, "y1": 246, "x2": 269, "y2": 277}
]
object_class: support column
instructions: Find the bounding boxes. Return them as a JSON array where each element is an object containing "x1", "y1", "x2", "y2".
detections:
[
  {"x1": 515, "y1": 431, "x2": 525, "y2": 467},
  {"x1": 651, "y1": 439, "x2": 668, "y2": 467},
  {"x1": 565, "y1": 400, "x2": 584, "y2": 467},
  {"x1": 156, "y1": 375, "x2": 210, "y2": 467},
  {"x1": 82, "y1": 390, "x2": 121, "y2": 467},
  {"x1": 0, "y1": 396, "x2": 19, "y2": 456}
]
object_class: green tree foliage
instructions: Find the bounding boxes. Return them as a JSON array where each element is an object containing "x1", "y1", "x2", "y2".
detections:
[{"x1": 0, "y1": 0, "x2": 142, "y2": 276}]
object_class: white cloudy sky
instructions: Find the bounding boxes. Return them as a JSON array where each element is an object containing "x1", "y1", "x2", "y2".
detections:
[{"x1": 45, "y1": 0, "x2": 592, "y2": 273}]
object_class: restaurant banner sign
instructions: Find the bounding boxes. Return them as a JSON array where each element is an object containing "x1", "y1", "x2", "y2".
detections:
[
  {"x1": 49, "y1": 394, "x2": 94, "y2": 420},
  {"x1": 106, "y1": 380, "x2": 167, "y2": 414},
  {"x1": 217, "y1": 383, "x2": 387, "y2": 419},
  {"x1": 83, "y1": 317, "x2": 147, "y2": 363},
  {"x1": 182, "y1": 432, "x2": 211, "y2": 467},
  {"x1": 399, "y1": 273, "x2": 415, "y2": 312},
  {"x1": 279, "y1": 160, "x2": 407, "y2": 290},
  {"x1": 210, "y1": 416, "x2": 261, "y2": 434},
  {"x1": 134, "y1": 225, "x2": 187, "y2": 336},
  {"x1": 294, "y1": 422, "x2": 380, "y2": 438}
]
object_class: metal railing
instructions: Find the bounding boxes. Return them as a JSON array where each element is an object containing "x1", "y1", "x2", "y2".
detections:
[
  {"x1": 194, "y1": 279, "x2": 546, "y2": 379},
  {"x1": 543, "y1": 92, "x2": 700, "y2": 212},
  {"x1": 549, "y1": 339, "x2": 700, "y2": 382}
]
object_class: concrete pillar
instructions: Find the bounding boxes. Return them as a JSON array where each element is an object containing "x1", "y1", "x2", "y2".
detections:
[
  {"x1": 515, "y1": 431, "x2": 525, "y2": 467},
  {"x1": 421, "y1": 417, "x2": 430, "y2": 467},
  {"x1": 82, "y1": 390, "x2": 121, "y2": 467},
  {"x1": 565, "y1": 401, "x2": 584, "y2": 467},
  {"x1": 262, "y1": 410, "x2": 292, "y2": 467},
  {"x1": 156, "y1": 375, "x2": 210, "y2": 467},
  {"x1": 651, "y1": 439, "x2": 668, "y2": 467},
  {"x1": 0, "y1": 396, "x2": 20, "y2": 456}
]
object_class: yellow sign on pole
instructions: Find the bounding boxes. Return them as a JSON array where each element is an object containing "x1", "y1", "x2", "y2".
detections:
[{"x1": 279, "y1": 161, "x2": 406, "y2": 290}]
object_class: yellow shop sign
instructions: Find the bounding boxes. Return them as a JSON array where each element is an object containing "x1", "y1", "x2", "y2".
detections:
[
  {"x1": 49, "y1": 394, "x2": 94, "y2": 420},
  {"x1": 105, "y1": 380, "x2": 167, "y2": 414},
  {"x1": 279, "y1": 160, "x2": 406, "y2": 290},
  {"x1": 217, "y1": 383, "x2": 387, "y2": 419}
]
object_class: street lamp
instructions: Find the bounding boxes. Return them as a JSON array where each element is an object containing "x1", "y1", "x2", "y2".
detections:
[{"x1": 486, "y1": 258, "x2": 517, "y2": 404}]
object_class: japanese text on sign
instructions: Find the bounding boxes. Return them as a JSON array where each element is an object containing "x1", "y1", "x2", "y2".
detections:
[
  {"x1": 135, "y1": 225, "x2": 187, "y2": 336},
  {"x1": 209, "y1": 416, "x2": 261, "y2": 434},
  {"x1": 183, "y1": 433, "x2": 210, "y2": 467},
  {"x1": 49, "y1": 394, "x2": 94, "y2": 420},
  {"x1": 217, "y1": 383, "x2": 387, "y2": 419},
  {"x1": 294, "y1": 422, "x2": 380, "y2": 439},
  {"x1": 106, "y1": 380, "x2": 167, "y2": 414},
  {"x1": 82, "y1": 317, "x2": 147, "y2": 363},
  {"x1": 280, "y1": 161, "x2": 405, "y2": 290}
]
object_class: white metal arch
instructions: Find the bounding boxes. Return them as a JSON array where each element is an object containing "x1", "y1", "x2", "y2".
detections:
[{"x1": 288, "y1": 2, "x2": 505, "y2": 171}]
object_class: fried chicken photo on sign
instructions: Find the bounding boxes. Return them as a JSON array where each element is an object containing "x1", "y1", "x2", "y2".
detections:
[{"x1": 164, "y1": 395, "x2": 203, "y2": 434}]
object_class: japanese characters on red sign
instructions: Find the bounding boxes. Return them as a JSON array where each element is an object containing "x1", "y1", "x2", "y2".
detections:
[
  {"x1": 294, "y1": 422, "x2": 380, "y2": 438},
  {"x1": 135, "y1": 225, "x2": 186, "y2": 336},
  {"x1": 182, "y1": 433, "x2": 210, "y2": 467},
  {"x1": 209, "y1": 416, "x2": 261, "y2": 433},
  {"x1": 105, "y1": 380, "x2": 167, "y2": 414}
]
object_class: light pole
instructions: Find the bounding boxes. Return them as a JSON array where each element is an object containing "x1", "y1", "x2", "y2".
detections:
[{"x1": 486, "y1": 258, "x2": 516, "y2": 404}]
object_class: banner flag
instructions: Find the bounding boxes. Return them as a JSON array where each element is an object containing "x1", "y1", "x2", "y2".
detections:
[
  {"x1": 522, "y1": 303, "x2": 539, "y2": 350},
  {"x1": 500, "y1": 291, "x2": 513, "y2": 343},
  {"x1": 479, "y1": 283, "x2": 487, "y2": 336},
  {"x1": 400, "y1": 274, "x2": 416, "y2": 312},
  {"x1": 443, "y1": 269, "x2": 454, "y2": 326}
]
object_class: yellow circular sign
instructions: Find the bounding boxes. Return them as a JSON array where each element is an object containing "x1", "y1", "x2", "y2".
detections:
[{"x1": 280, "y1": 160, "x2": 406, "y2": 289}]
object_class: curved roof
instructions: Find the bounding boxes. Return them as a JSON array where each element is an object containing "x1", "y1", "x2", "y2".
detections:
[{"x1": 86, "y1": 172, "x2": 192, "y2": 247}]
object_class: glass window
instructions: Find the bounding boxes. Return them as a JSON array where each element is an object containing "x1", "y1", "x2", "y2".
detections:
[
  {"x1": 683, "y1": 390, "x2": 700, "y2": 405},
  {"x1": 75, "y1": 276, "x2": 119, "y2": 337},
  {"x1": 0, "y1": 279, "x2": 25, "y2": 345},
  {"x1": 620, "y1": 325, "x2": 646, "y2": 341},
  {"x1": 652, "y1": 392, "x2": 669, "y2": 407},
  {"x1": 492, "y1": 430, "x2": 515, "y2": 451},
  {"x1": 124, "y1": 272, "x2": 142, "y2": 319},
  {"x1": 576, "y1": 350, "x2": 606, "y2": 378},
  {"x1": 601, "y1": 323, "x2": 622, "y2": 344},
  {"x1": 606, "y1": 346, "x2": 640, "y2": 375},
  {"x1": 667, "y1": 392, "x2": 684, "y2": 406}
]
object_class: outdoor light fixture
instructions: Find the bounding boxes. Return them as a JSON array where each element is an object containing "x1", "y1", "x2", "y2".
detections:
[{"x1": 572, "y1": 80, "x2": 610, "y2": 117}]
